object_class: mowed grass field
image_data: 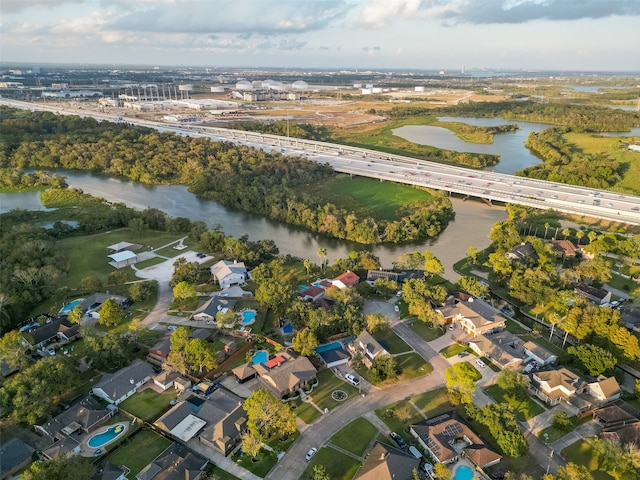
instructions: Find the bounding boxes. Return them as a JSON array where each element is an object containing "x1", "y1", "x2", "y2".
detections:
[
  {"x1": 308, "y1": 175, "x2": 433, "y2": 221},
  {"x1": 564, "y1": 132, "x2": 640, "y2": 195}
]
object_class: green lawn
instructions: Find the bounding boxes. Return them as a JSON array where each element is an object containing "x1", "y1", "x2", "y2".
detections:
[
  {"x1": 57, "y1": 229, "x2": 186, "y2": 288},
  {"x1": 480, "y1": 357, "x2": 501, "y2": 373},
  {"x1": 106, "y1": 429, "x2": 172, "y2": 480},
  {"x1": 396, "y1": 352, "x2": 433, "y2": 381},
  {"x1": 538, "y1": 414, "x2": 590, "y2": 443},
  {"x1": 232, "y1": 447, "x2": 278, "y2": 478},
  {"x1": 374, "y1": 400, "x2": 424, "y2": 443},
  {"x1": 484, "y1": 385, "x2": 546, "y2": 422},
  {"x1": 562, "y1": 439, "x2": 615, "y2": 480},
  {"x1": 310, "y1": 369, "x2": 360, "y2": 411},
  {"x1": 411, "y1": 387, "x2": 451, "y2": 417},
  {"x1": 439, "y1": 343, "x2": 472, "y2": 358},
  {"x1": 118, "y1": 388, "x2": 177, "y2": 422},
  {"x1": 308, "y1": 175, "x2": 433, "y2": 221},
  {"x1": 291, "y1": 398, "x2": 323, "y2": 425},
  {"x1": 376, "y1": 329, "x2": 411, "y2": 354},
  {"x1": 330, "y1": 417, "x2": 378, "y2": 457},
  {"x1": 206, "y1": 465, "x2": 241, "y2": 480},
  {"x1": 505, "y1": 318, "x2": 529, "y2": 334},
  {"x1": 304, "y1": 446, "x2": 362, "y2": 480},
  {"x1": 409, "y1": 320, "x2": 444, "y2": 342}
]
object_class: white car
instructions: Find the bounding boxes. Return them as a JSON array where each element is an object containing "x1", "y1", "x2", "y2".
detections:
[
  {"x1": 476, "y1": 359, "x2": 487, "y2": 368},
  {"x1": 345, "y1": 373, "x2": 360, "y2": 386},
  {"x1": 396, "y1": 291, "x2": 402, "y2": 297},
  {"x1": 305, "y1": 448, "x2": 317, "y2": 461},
  {"x1": 394, "y1": 305, "x2": 400, "y2": 313}
]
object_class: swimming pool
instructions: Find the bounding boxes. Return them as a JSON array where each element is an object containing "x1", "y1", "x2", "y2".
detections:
[
  {"x1": 251, "y1": 350, "x2": 268, "y2": 365},
  {"x1": 241, "y1": 310, "x2": 256, "y2": 325},
  {"x1": 60, "y1": 299, "x2": 82, "y2": 314},
  {"x1": 316, "y1": 341, "x2": 343, "y2": 354},
  {"x1": 453, "y1": 465, "x2": 473, "y2": 480},
  {"x1": 87, "y1": 423, "x2": 126, "y2": 449},
  {"x1": 282, "y1": 324, "x2": 294, "y2": 334}
]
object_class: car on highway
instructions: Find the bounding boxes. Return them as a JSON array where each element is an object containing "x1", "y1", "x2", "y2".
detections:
[
  {"x1": 305, "y1": 448, "x2": 317, "y2": 460},
  {"x1": 577, "y1": 199, "x2": 585, "y2": 204},
  {"x1": 476, "y1": 359, "x2": 487, "y2": 368},
  {"x1": 390, "y1": 432, "x2": 406, "y2": 448}
]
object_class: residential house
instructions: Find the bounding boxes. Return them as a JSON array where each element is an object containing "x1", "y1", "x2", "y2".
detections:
[
  {"x1": 41, "y1": 436, "x2": 81, "y2": 460},
  {"x1": 574, "y1": 282, "x2": 612, "y2": 305},
  {"x1": 191, "y1": 297, "x2": 236, "y2": 323},
  {"x1": 93, "y1": 462, "x2": 127, "y2": 480},
  {"x1": 91, "y1": 359, "x2": 155, "y2": 405},
  {"x1": 332, "y1": 271, "x2": 360, "y2": 289},
  {"x1": 136, "y1": 443, "x2": 207, "y2": 480},
  {"x1": 601, "y1": 423, "x2": 640, "y2": 448},
  {"x1": 349, "y1": 331, "x2": 390, "y2": 368},
  {"x1": 173, "y1": 376, "x2": 192, "y2": 394},
  {"x1": 253, "y1": 351, "x2": 318, "y2": 398},
  {"x1": 354, "y1": 442, "x2": 420, "y2": 480},
  {"x1": 153, "y1": 371, "x2": 180, "y2": 391},
  {"x1": 468, "y1": 331, "x2": 525, "y2": 370},
  {"x1": 593, "y1": 405, "x2": 639, "y2": 430},
  {"x1": 587, "y1": 377, "x2": 622, "y2": 405},
  {"x1": 0, "y1": 438, "x2": 34, "y2": 480},
  {"x1": 529, "y1": 367, "x2": 586, "y2": 407},
  {"x1": 550, "y1": 239, "x2": 578, "y2": 259},
  {"x1": 410, "y1": 414, "x2": 501, "y2": 469},
  {"x1": 317, "y1": 344, "x2": 351, "y2": 368},
  {"x1": 298, "y1": 285, "x2": 325, "y2": 302},
  {"x1": 21, "y1": 319, "x2": 80, "y2": 350},
  {"x1": 71, "y1": 293, "x2": 131, "y2": 320},
  {"x1": 522, "y1": 341, "x2": 557, "y2": 366},
  {"x1": 366, "y1": 270, "x2": 400, "y2": 286},
  {"x1": 34, "y1": 396, "x2": 114, "y2": 442},
  {"x1": 211, "y1": 260, "x2": 248, "y2": 289},
  {"x1": 148, "y1": 338, "x2": 171, "y2": 364},
  {"x1": 155, "y1": 389, "x2": 246, "y2": 456},
  {"x1": 505, "y1": 243, "x2": 539, "y2": 265},
  {"x1": 437, "y1": 298, "x2": 506, "y2": 338}
]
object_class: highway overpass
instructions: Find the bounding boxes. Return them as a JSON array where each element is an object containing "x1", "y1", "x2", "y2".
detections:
[{"x1": 2, "y1": 98, "x2": 640, "y2": 225}]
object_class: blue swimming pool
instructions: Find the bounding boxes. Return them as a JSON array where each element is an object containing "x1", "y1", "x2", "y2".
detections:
[
  {"x1": 252, "y1": 350, "x2": 268, "y2": 365},
  {"x1": 316, "y1": 341, "x2": 343, "y2": 354},
  {"x1": 87, "y1": 424, "x2": 126, "y2": 448},
  {"x1": 453, "y1": 465, "x2": 473, "y2": 480},
  {"x1": 60, "y1": 299, "x2": 82, "y2": 314},
  {"x1": 282, "y1": 324, "x2": 294, "y2": 334},
  {"x1": 241, "y1": 310, "x2": 256, "y2": 325}
]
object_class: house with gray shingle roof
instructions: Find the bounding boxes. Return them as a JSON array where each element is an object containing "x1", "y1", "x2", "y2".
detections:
[
  {"x1": 91, "y1": 359, "x2": 154, "y2": 405},
  {"x1": 211, "y1": 260, "x2": 247, "y2": 289},
  {"x1": 34, "y1": 395, "x2": 114, "y2": 441},
  {"x1": 136, "y1": 443, "x2": 207, "y2": 480},
  {"x1": 349, "y1": 330, "x2": 390, "y2": 368},
  {"x1": 354, "y1": 442, "x2": 420, "y2": 480},
  {"x1": 0, "y1": 438, "x2": 34, "y2": 479}
]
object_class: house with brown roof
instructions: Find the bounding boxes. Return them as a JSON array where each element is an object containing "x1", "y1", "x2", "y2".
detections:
[
  {"x1": 332, "y1": 271, "x2": 360, "y2": 289},
  {"x1": 550, "y1": 239, "x2": 578, "y2": 259},
  {"x1": 253, "y1": 351, "x2": 318, "y2": 398},
  {"x1": 505, "y1": 243, "x2": 539, "y2": 265},
  {"x1": 601, "y1": 423, "x2": 640, "y2": 447},
  {"x1": 155, "y1": 389, "x2": 246, "y2": 456},
  {"x1": 529, "y1": 367, "x2": 586, "y2": 406},
  {"x1": 468, "y1": 331, "x2": 525, "y2": 370},
  {"x1": 593, "y1": 405, "x2": 639, "y2": 429},
  {"x1": 410, "y1": 413, "x2": 501, "y2": 469},
  {"x1": 437, "y1": 298, "x2": 506, "y2": 338},
  {"x1": 349, "y1": 330, "x2": 390, "y2": 368},
  {"x1": 587, "y1": 377, "x2": 621, "y2": 404},
  {"x1": 522, "y1": 341, "x2": 557, "y2": 366},
  {"x1": 298, "y1": 285, "x2": 325, "y2": 302},
  {"x1": 354, "y1": 442, "x2": 420, "y2": 480}
]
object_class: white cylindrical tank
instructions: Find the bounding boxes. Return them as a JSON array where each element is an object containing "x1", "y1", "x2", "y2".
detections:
[
  {"x1": 235, "y1": 80, "x2": 253, "y2": 91},
  {"x1": 292, "y1": 80, "x2": 309, "y2": 90},
  {"x1": 361, "y1": 88, "x2": 372, "y2": 95},
  {"x1": 210, "y1": 86, "x2": 225, "y2": 93}
]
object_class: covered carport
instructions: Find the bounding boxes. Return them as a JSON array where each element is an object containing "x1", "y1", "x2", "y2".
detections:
[{"x1": 108, "y1": 250, "x2": 137, "y2": 268}]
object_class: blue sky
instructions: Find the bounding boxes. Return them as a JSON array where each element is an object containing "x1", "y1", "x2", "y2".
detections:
[{"x1": 2, "y1": 0, "x2": 640, "y2": 71}]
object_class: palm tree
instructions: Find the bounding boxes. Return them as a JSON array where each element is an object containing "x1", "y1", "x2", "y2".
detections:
[
  {"x1": 303, "y1": 258, "x2": 311, "y2": 276},
  {"x1": 576, "y1": 230, "x2": 585, "y2": 245},
  {"x1": 588, "y1": 231, "x2": 598, "y2": 244},
  {"x1": 317, "y1": 247, "x2": 327, "y2": 271},
  {"x1": 562, "y1": 228, "x2": 570, "y2": 240},
  {"x1": 544, "y1": 222, "x2": 550, "y2": 239}
]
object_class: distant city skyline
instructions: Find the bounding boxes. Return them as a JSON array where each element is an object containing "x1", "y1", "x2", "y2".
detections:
[{"x1": 2, "y1": 0, "x2": 640, "y2": 72}]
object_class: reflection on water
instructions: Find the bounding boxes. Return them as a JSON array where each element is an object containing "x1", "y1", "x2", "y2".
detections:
[{"x1": 1, "y1": 171, "x2": 507, "y2": 279}]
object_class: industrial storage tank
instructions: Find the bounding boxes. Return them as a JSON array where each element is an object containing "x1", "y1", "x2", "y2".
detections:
[
  {"x1": 210, "y1": 86, "x2": 225, "y2": 93},
  {"x1": 235, "y1": 80, "x2": 253, "y2": 91},
  {"x1": 292, "y1": 80, "x2": 309, "y2": 90}
]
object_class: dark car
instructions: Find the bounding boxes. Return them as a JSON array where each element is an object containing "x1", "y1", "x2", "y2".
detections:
[{"x1": 390, "y1": 432, "x2": 406, "y2": 448}]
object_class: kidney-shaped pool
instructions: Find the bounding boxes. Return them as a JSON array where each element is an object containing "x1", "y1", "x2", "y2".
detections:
[{"x1": 87, "y1": 423, "x2": 127, "y2": 449}]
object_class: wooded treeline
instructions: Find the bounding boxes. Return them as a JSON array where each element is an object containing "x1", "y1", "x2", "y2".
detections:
[{"x1": 0, "y1": 107, "x2": 453, "y2": 244}]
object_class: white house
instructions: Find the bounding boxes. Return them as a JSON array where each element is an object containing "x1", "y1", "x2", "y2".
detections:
[
  {"x1": 92, "y1": 360, "x2": 154, "y2": 405},
  {"x1": 523, "y1": 341, "x2": 558, "y2": 366},
  {"x1": 587, "y1": 377, "x2": 622, "y2": 404},
  {"x1": 211, "y1": 260, "x2": 248, "y2": 289}
]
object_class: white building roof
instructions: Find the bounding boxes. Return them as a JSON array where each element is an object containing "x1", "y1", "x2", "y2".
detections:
[
  {"x1": 170, "y1": 414, "x2": 207, "y2": 442},
  {"x1": 108, "y1": 251, "x2": 137, "y2": 262}
]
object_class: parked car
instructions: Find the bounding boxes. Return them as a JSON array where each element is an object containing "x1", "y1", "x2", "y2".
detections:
[
  {"x1": 305, "y1": 448, "x2": 317, "y2": 460},
  {"x1": 394, "y1": 305, "x2": 400, "y2": 313},
  {"x1": 345, "y1": 373, "x2": 360, "y2": 386},
  {"x1": 390, "y1": 432, "x2": 406, "y2": 448},
  {"x1": 196, "y1": 252, "x2": 206, "y2": 258},
  {"x1": 458, "y1": 352, "x2": 469, "y2": 358},
  {"x1": 47, "y1": 346, "x2": 56, "y2": 356},
  {"x1": 476, "y1": 359, "x2": 487, "y2": 368},
  {"x1": 448, "y1": 324, "x2": 454, "y2": 330},
  {"x1": 500, "y1": 306, "x2": 514, "y2": 317},
  {"x1": 396, "y1": 290, "x2": 402, "y2": 297}
]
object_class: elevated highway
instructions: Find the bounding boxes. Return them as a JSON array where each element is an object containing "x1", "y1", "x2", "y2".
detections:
[{"x1": 3, "y1": 98, "x2": 640, "y2": 225}]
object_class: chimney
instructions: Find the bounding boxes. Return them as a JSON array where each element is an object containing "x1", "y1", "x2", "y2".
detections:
[
  {"x1": 130, "y1": 378, "x2": 134, "y2": 384},
  {"x1": 380, "y1": 451, "x2": 388, "y2": 460}
]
